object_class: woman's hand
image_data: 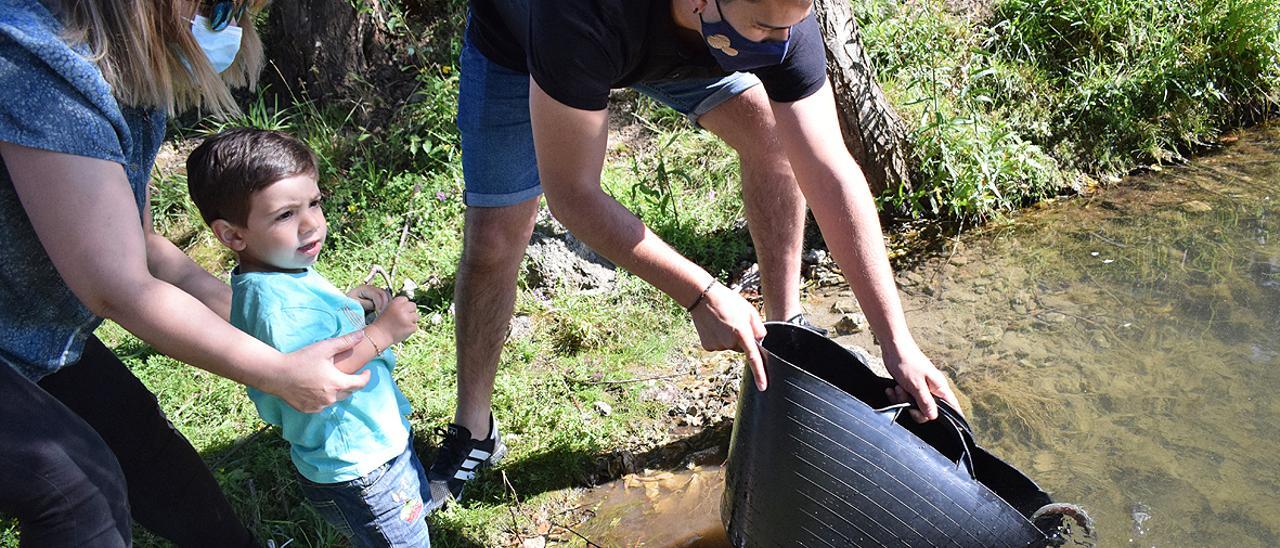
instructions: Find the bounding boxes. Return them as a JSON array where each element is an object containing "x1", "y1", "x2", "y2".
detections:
[
  {"x1": 690, "y1": 283, "x2": 768, "y2": 391},
  {"x1": 347, "y1": 284, "x2": 391, "y2": 314},
  {"x1": 367, "y1": 296, "x2": 419, "y2": 347},
  {"x1": 266, "y1": 331, "x2": 372, "y2": 413}
]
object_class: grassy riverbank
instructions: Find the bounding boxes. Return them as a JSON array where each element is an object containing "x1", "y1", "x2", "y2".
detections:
[
  {"x1": 4, "y1": 0, "x2": 1278, "y2": 545},
  {"x1": 859, "y1": 0, "x2": 1280, "y2": 220}
]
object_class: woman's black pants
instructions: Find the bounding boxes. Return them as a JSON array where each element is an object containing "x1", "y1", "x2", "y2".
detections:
[{"x1": 0, "y1": 336, "x2": 256, "y2": 547}]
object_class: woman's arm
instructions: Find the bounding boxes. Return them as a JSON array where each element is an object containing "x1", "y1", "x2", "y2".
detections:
[
  {"x1": 1, "y1": 142, "x2": 369, "y2": 412},
  {"x1": 142, "y1": 187, "x2": 233, "y2": 320},
  {"x1": 141, "y1": 185, "x2": 234, "y2": 318},
  {"x1": 145, "y1": 235, "x2": 234, "y2": 320}
]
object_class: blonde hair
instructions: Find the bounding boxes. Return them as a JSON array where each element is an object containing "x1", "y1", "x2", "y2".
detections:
[{"x1": 47, "y1": 0, "x2": 268, "y2": 116}]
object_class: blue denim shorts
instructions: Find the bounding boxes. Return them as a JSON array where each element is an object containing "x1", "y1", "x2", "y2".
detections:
[
  {"x1": 457, "y1": 38, "x2": 761, "y2": 207},
  {"x1": 296, "y1": 444, "x2": 432, "y2": 548}
]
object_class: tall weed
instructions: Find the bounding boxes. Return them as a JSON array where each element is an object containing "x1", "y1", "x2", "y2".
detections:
[{"x1": 987, "y1": 0, "x2": 1280, "y2": 172}]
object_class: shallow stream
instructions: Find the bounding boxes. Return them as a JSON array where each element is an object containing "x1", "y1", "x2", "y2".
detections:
[{"x1": 574, "y1": 125, "x2": 1280, "y2": 546}]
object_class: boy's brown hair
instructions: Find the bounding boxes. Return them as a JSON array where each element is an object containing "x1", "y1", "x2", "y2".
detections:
[{"x1": 186, "y1": 128, "x2": 318, "y2": 227}]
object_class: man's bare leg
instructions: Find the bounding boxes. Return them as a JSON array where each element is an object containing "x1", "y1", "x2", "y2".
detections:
[
  {"x1": 453, "y1": 197, "x2": 541, "y2": 439},
  {"x1": 698, "y1": 85, "x2": 807, "y2": 321}
]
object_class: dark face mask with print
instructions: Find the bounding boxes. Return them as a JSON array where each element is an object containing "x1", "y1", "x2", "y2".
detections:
[{"x1": 699, "y1": 0, "x2": 792, "y2": 71}]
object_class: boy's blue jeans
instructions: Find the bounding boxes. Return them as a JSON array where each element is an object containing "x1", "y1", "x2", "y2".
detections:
[{"x1": 296, "y1": 443, "x2": 432, "y2": 547}]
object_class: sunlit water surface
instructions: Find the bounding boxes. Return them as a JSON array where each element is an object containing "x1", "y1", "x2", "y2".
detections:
[{"x1": 574, "y1": 126, "x2": 1280, "y2": 547}]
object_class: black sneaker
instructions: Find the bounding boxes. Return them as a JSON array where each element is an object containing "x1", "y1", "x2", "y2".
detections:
[
  {"x1": 425, "y1": 415, "x2": 506, "y2": 511},
  {"x1": 786, "y1": 313, "x2": 829, "y2": 337}
]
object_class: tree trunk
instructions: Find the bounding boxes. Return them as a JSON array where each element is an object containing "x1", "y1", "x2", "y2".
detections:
[
  {"x1": 812, "y1": 0, "x2": 911, "y2": 196},
  {"x1": 262, "y1": 0, "x2": 417, "y2": 125}
]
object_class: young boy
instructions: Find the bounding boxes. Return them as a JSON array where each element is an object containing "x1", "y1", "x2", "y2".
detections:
[{"x1": 186, "y1": 128, "x2": 432, "y2": 547}]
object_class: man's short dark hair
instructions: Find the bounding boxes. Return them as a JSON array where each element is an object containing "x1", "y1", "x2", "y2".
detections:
[{"x1": 186, "y1": 128, "x2": 318, "y2": 226}]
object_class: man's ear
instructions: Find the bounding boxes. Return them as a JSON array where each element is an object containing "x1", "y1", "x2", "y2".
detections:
[
  {"x1": 690, "y1": 0, "x2": 708, "y2": 14},
  {"x1": 211, "y1": 219, "x2": 248, "y2": 252}
]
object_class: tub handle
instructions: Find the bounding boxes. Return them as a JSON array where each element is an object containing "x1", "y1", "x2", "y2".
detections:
[
  {"x1": 874, "y1": 402, "x2": 978, "y2": 480},
  {"x1": 874, "y1": 402, "x2": 914, "y2": 423}
]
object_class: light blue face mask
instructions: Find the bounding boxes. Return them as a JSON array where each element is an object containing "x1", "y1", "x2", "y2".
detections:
[{"x1": 190, "y1": 15, "x2": 242, "y2": 73}]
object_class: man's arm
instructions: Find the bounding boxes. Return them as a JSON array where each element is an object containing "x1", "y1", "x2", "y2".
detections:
[
  {"x1": 143, "y1": 190, "x2": 233, "y2": 320},
  {"x1": 2, "y1": 142, "x2": 369, "y2": 412},
  {"x1": 528, "y1": 78, "x2": 768, "y2": 389},
  {"x1": 771, "y1": 80, "x2": 959, "y2": 420}
]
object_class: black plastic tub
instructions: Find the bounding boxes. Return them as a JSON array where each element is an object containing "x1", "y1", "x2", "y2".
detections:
[{"x1": 721, "y1": 322, "x2": 1059, "y2": 547}]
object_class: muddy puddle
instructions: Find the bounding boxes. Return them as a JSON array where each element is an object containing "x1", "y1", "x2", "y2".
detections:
[
  {"x1": 571, "y1": 126, "x2": 1280, "y2": 546},
  {"x1": 572, "y1": 467, "x2": 729, "y2": 547}
]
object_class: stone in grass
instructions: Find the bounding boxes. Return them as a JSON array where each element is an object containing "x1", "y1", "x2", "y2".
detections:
[
  {"x1": 732, "y1": 262, "x2": 761, "y2": 294},
  {"x1": 833, "y1": 312, "x2": 867, "y2": 335},
  {"x1": 507, "y1": 314, "x2": 534, "y2": 342},
  {"x1": 524, "y1": 215, "x2": 616, "y2": 293},
  {"x1": 829, "y1": 300, "x2": 858, "y2": 315},
  {"x1": 802, "y1": 248, "x2": 827, "y2": 265},
  {"x1": 593, "y1": 400, "x2": 613, "y2": 416}
]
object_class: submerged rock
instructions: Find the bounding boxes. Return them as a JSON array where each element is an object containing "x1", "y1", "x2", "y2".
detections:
[
  {"x1": 834, "y1": 313, "x2": 868, "y2": 335},
  {"x1": 1180, "y1": 200, "x2": 1213, "y2": 213}
]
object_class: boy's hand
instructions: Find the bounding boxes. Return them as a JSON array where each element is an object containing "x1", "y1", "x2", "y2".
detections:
[
  {"x1": 369, "y1": 296, "x2": 419, "y2": 346},
  {"x1": 348, "y1": 284, "x2": 391, "y2": 313}
]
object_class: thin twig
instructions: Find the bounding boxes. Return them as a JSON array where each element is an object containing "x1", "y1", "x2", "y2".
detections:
[
  {"x1": 1088, "y1": 231, "x2": 1130, "y2": 249},
  {"x1": 1035, "y1": 307, "x2": 1138, "y2": 354},
  {"x1": 501, "y1": 471, "x2": 524, "y2": 542},
  {"x1": 387, "y1": 183, "x2": 423, "y2": 289},
  {"x1": 565, "y1": 372, "x2": 683, "y2": 386},
  {"x1": 548, "y1": 520, "x2": 605, "y2": 548},
  {"x1": 556, "y1": 365, "x2": 585, "y2": 413},
  {"x1": 363, "y1": 264, "x2": 393, "y2": 289},
  {"x1": 554, "y1": 504, "x2": 586, "y2": 516}
]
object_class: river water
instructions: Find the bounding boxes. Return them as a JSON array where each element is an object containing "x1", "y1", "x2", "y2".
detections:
[{"x1": 573, "y1": 125, "x2": 1280, "y2": 546}]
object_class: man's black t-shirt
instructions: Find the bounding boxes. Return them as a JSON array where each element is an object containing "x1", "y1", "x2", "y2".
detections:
[{"x1": 467, "y1": 0, "x2": 828, "y2": 111}]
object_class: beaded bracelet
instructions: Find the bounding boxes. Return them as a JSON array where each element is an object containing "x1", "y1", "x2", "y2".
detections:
[
  {"x1": 686, "y1": 280, "x2": 718, "y2": 312},
  {"x1": 366, "y1": 330, "x2": 384, "y2": 355}
]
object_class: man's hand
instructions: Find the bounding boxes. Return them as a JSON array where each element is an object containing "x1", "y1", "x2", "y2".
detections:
[
  {"x1": 348, "y1": 284, "x2": 391, "y2": 314},
  {"x1": 881, "y1": 342, "x2": 960, "y2": 423},
  {"x1": 267, "y1": 331, "x2": 373, "y2": 413},
  {"x1": 690, "y1": 283, "x2": 768, "y2": 391},
  {"x1": 368, "y1": 296, "x2": 419, "y2": 347}
]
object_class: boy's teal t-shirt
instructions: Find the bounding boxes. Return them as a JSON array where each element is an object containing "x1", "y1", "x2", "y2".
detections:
[{"x1": 230, "y1": 268, "x2": 412, "y2": 484}]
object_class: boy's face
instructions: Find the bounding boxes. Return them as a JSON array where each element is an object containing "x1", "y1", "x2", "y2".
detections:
[{"x1": 215, "y1": 173, "x2": 327, "y2": 273}]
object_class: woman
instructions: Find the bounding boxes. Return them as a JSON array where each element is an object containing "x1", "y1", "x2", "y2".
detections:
[{"x1": 0, "y1": 0, "x2": 371, "y2": 545}]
